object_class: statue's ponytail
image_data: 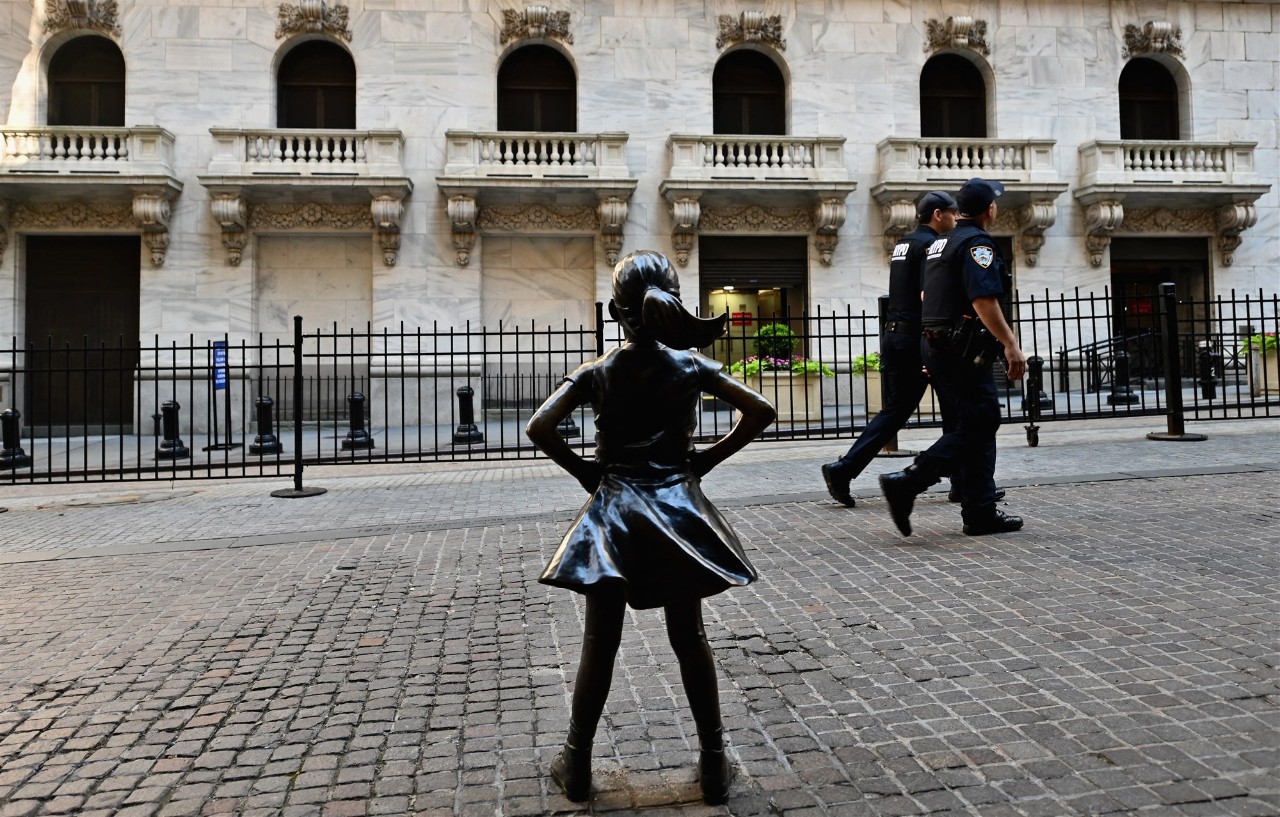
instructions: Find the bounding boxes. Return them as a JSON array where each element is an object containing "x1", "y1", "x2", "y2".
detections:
[{"x1": 611, "y1": 250, "x2": 726, "y2": 349}]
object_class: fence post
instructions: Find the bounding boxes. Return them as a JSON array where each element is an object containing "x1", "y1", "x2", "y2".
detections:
[
  {"x1": 1022, "y1": 356, "x2": 1046, "y2": 447},
  {"x1": 1147, "y1": 282, "x2": 1207, "y2": 442},
  {"x1": 341, "y1": 391, "x2": 375, "y2": 450},
  {"x1": 154, "y1": 400, "x2": 191, "y2": 460},
  {"x1": 595, "y1": 301, "x2": 606, "y2": 356},
  {"x1": 1107, "y1": 350, "x2": 1140, "y2": 405},
  {"x1": 0, "y1": 408, "x2": 32, "y2": 469},
  {"x1": 248, "y1": 395, "x2": 282, "y2": 455},
  {"x1": 1198, "y1": 343, "x2": 1218, "y2": 400},
  {"x1": 451, "y1": 385, "x2": 483, "y2": 445},
  {"x1": 271, "y1": 315, "x2": 327, "y2": 497}
]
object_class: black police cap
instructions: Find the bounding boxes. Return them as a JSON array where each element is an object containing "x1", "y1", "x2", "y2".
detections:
[
  {"x1": 956, "y1": 178, "x2": 1005, "y2": 216},
  {"x1": 916, "y1": 190, "x2": 958, "y2": 222}
]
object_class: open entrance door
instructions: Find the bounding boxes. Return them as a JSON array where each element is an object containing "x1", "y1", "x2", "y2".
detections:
[
  {"x1": 698, "y1": 236, "x2": 808, "y2": 368},
  {"x1": 24, "y1": 235, "x2": 140, "y2": 429},
  {"x1": 1110, "y1": 238, "x2": 1210, "y2": 379}
]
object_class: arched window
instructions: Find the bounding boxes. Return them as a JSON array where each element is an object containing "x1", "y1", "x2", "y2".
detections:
[
  {"x1": 497, "y1": 45, "x2": 576, "y2": 132},
  {"x1": 48, "y1": 37, "x2": 125, "y2": 126},
  {"x1": 277, "y1": 41, "x2": 356, "y2": 129},
  {"x1": 713, "y1": 50, "x2": 785, "y2": 135},
  {"x1": 919, "y1": 54, "x2": 986, "y2": 138},
  {"x1": 1119, "y1": 59, "x2": 1178, "y2": 140}
]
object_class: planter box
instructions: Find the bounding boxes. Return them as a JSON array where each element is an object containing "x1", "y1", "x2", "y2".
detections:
[
  {"x1": 1249, "y1": 350, "x2": 1280, "y2": 396},
  {"x1": 747, "y1": 371, "x2": 823, "y2": 423}
]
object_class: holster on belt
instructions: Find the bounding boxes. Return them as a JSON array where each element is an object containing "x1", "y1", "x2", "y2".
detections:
[{"x1": 951, "y1": 315, "x2": 1003, "y2": 369}]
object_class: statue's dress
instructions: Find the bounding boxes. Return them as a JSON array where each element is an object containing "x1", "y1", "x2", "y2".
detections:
[{"x1": 539, "y1": 343, "x2": 758, "y2": 609}]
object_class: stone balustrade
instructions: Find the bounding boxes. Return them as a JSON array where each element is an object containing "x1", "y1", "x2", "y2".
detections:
[
  {"x1": 206, "y1": 128, "x2": 406, "y2": 177},
  {"x1": 443, "y1": 130, "x2": 630, "y2": 178},
  {"x1": 0, "y1": 126, "x2": 176, "y2": 173},
  {"x1": 877, "y1": 137, "x2": 1058, "y2": 184},
  {"x1": 1078, "y1": 140, "x2": 1259, "y2": 187},
  {"x1": 667, "y1": 134, "x2": 848, "y2": 181}
]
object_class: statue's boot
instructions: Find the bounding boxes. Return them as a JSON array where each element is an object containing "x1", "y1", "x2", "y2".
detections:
[
  {"x1": 549, "y1": 721, "x2": 592, "y2": 802},
  {"x1": 698, "y1": 728, "x2": 732, "y2": 805}
]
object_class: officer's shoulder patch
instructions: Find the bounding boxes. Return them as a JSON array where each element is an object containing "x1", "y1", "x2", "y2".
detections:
[{"x1": 970, "y1": 246, "x2": 995, "y2": 268}]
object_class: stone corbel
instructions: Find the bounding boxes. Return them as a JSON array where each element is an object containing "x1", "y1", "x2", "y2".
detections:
[
  {"x1": 1084, "y1": 200, "x2": 1124, "y2": 267},
  {"x1": 447, "y1": 195, "x2": 477, "y2": 266},
  {"x1": 814, "y1": 197, "x2": 846, "y2": 266},
  {"x1": 211, "y1": 194, "x2": 249, "y2": 266},
  {"x1": 598, "y1": 196, "x2": 628, "y2": 267},
  {"x1": 1017, "y1": 201, "x2": 1057, "y2": 267},
  {"x1": 880, "y1": 199, "x2": 917, "y2": 256},
  {"x1": 1123, "y1": 21, "x2": 1183, "y2": 59},
  {"x1": 371, "y1": 195, "x2": 404, "y2": 266},
  {"x1": 132, "y1": 193, "x2": 172, "y2": 267},
  {"x1": 0, "y1": 200, "x2": 8, "y2": 262},
  {"x1": 500, "y1": 5, "x2": 573, "y2": 45},
  {"x1": 670, "y1": 197, "x2": 701, "y2": 267},
  {"x1": 924, "y1": 16, "x2": 989, "y2": 56},
  {"x1": 1216, "y1": 203, "x2": 1257, "y2": 268}
]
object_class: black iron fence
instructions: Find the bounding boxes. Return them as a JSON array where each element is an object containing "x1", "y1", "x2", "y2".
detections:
[{"x1": 1, "y1": 286, "x2": 1276, "y2": 484}]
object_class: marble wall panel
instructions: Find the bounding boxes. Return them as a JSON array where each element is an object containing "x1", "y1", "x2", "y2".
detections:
[
  {"x1": 256, "y1": 236, "x2": 372, "y2": 338},
  {"x1": 198, "y1": 7, "x2": 247, "y2": 40}
]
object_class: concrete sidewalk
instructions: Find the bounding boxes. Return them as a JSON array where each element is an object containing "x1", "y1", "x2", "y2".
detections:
[{"x1": 0, "y1": 417, "x2": 1277, "y2": 816}]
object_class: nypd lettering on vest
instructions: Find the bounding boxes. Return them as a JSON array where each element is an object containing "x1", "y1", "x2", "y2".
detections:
[
  {"x1": 970, "y1": 246, "x2": 994, "y2": 268},
  {"x1": 890, "y1": 242, "x2": 910, "y2": 261},
  {"x1": 925, "y1": 238, "x2": 948, "y2": 260}
]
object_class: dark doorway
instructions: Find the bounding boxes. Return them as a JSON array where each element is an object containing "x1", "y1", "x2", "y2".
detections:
[
  {"x1": 1119, "y1": 58, "x2": 1178, "y2": 140},
  {"x1": 1110, "y1": 237, "x2": 1210, "y2": 377},
  {"x1": 48, "y1": 36, "x2": 125, "y2": 126},
  {"x1": 24, "y1": 236, "x2": 140, "y2": 429},
  {"x1": 277, "y1": 41, "x2": 357, "y2": 129},
  {"x1": 700, "y1": 236, "x2": 807, "y2": 367},
  {"x1": 713, "y1": 50, "x2": 786, "y2": 135},
  {"x1": 497, "y1": 45, "x2": 576, "y2": 132},
  {"x1": 920, "y1": 54, "x2": 986, "y2": 138}
]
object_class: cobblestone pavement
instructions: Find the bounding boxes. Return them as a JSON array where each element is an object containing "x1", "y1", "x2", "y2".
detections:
[{"x1": 0, "y1": 418, "x2": 1277, "y2": 816}]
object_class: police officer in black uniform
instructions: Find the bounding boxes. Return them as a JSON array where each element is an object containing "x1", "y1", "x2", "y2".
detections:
[
  {"x1": 820, "y1": 191, "x2": 957, "y2": 506},
  {"x1": 879, "y1": 178, "x2": 1026, "y2": 536}
]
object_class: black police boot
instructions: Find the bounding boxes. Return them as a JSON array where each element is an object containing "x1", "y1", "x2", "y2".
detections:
[
  {"x1": 948, "y1": 485, "x2": 1006, "y2": 503},
  {"x1": 879, "y1": 465, "x2": 936, "y2": 537},
  {"x1": 697, "y1": 728, "x2": 732, "y2": 805},
  {"x1": 821, "y1": 463, "x2": 856, "y2": 507},
  {"x1": 549, "y1": 721, "x2": 592, "y2": 802},
  {"x1": 962, "y1": 509, "x2": 1024, "y2": 536}
]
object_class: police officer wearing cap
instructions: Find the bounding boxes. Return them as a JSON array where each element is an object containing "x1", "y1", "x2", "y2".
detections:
[
  {"x1": 820, "y1": 191, "x2": 957, "y2": 507},
  {"x1": 879, "y1": 178, "x2": 1027, "y2": 536}
]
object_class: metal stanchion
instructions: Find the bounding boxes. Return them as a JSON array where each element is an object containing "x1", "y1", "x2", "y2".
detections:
[
  {"x1": 1147, "y1": 282, "x2": 1207, "y2": 442},
  {"x1": 451, "y1": 385, "x2": 484, "y2": 445},
  {"x1": 0, "y1": 408, "x2": 32, "y2": 469},
  {"x1": 154, "y1": 400, "x2": 191, "y2": 460},
  {"x1": 249, "y1": 395, "x2": 282, "y2": 455},
  {"x1": 341, "y1": 391, "x2": 375, "y2": 450}
]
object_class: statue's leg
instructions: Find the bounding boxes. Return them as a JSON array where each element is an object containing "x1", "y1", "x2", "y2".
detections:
[
  {"x1": 664, "y1": 599, "x2": 731, "y2": 804},
  {"x1": 550, "y1": 589, "x2": 625, "y2": 801}
]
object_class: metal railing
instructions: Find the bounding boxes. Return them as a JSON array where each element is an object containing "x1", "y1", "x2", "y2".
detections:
[{"x1": 0, "y1": 288, "x2": 1275, "y2": 484}]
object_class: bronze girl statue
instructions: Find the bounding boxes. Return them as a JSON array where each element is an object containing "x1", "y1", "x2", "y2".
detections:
[{"x1": 525, "y1": 250, "x2": 776, "y2": 804}]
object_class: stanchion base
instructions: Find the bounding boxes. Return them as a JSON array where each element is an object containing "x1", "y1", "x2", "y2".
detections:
[
  {"x1": 202, "y1": 443, "x2": 244, "y2": 452},
  {"x1": 1145, "y1": 432, "x2": 1208, "y2": 442},
  {"x1": 270, "y1": 487, "x2": 328, "y2": 499},
  {"x1": 1, "y1": 453, "x2": 33, "y2": 469}
]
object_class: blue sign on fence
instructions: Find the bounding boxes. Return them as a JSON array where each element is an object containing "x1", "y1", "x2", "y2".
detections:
[{"x1": 213, "y1": 341, "x2": 228, "y2": 390}]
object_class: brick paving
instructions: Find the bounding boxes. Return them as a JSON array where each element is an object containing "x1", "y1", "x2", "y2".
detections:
[{"x1": 0, "y1": 417, "x2": 1277, "y2": 816}]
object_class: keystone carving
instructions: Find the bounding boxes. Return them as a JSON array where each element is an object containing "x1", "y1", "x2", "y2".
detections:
[
  {"x1": 1216, "y1": 204, "x2": 1258, "y2": 268},
  {"x1": 276, "y1": 1, "x2": 352, "y2": 41},
  {"x1": 447, "y1": 195, "x2": 477, "y2": 266},
  {"x1": 1084, "y1": 200, "x2": 1124, "y2": 267},
  {"x1": 1123, "y1": 21, "x2": 1183, "y2": 59},
  {"x1": 716, "y1": 11, "x2": 786, "y2": 51},
  {"x1": 924, "y1": 16, "x2": 989, "y2": 56},
  {"x1": 211, "y1": 194, "x2": 249, "y2": 266},
  {"x1": 1017, "y1": 201, "x2": 1057, "y2": 267},
  {"x1": 500, "y1": 5, "x2": 572, "y2": 45},
  {"x1": 43, "y1": 0, "x2": 121, "y2": 36}
]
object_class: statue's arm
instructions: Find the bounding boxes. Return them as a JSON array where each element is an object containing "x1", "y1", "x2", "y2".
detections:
[
  {"x1": 692, "y1": 371, "x2": 777, "y2": 477},
  {"x1": 526, "y1": 380, "x2": 600, "y2": 492}
]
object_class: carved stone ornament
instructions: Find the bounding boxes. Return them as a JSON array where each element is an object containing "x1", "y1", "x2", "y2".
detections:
[
  {"x1": 1122, "y1": 21, "x2": 1183, "y2": 59},
  {"x1": 211, "y1": 195, "x2": 249, "y2": 266},
  {"x1": 1121, "y1": 207, "x2": 1213, "y2": 235},
  {"x1": 814, "y1": 198, "x2": 846, "y2": 265},
  {"x1": 43, "y1": 0, "x2": 121, "y2": 37},
  {"x1": 371, "y1": 196, "x2": 404, "y2": 267},
  {"x1": 1016, "y1": 201, "x2": 1057, "y2": 267},
  {"x1": 880, "y1": 199, "x2": 917, "y2": 255},
  {"x1": 670, "y1": 198, "x2": 700, "y2": 266},
  {"x1": 477, "y1": 203, "x2": 597, "y2": 233},
  {"x1": 598, "y1": 197, "x2": 628, "y2": 266},
  {"x1": 133, "y1": 194, "x2": 172, "y2": 267},
  {"x1": 1084, "y1": 200, "x2": 1124, "y2": 267},
  {"x1": 249, "y1": 201, "x2": 370, "y2": 230},
  {"x1": 716, "y1": 11, "x2": 786, "y2": 51},
  {"x1": 500, "y1": 5, "x2": 572, "y2": 45},
  {"x1": 9, "y1": 197, "x2": 175, "y2": 265},
  {"x1": 1215, "y1": 204, "x2": 1258, "y2": 267},
  {"x1": 700, "y1": 204, "x2": 813, "y2": 233},
  {"x1": 924, "y1": 16, "x2": 989, "y2": 56},
  {"x1": 276, "y1": 1, "x2": 352, "y2": 42},
  {"x1": 447, "y1": 195, "x2": 476, "y2": 266},
  {"x1": 0, "y1": 200, "x2": 8, "y2": 262}
]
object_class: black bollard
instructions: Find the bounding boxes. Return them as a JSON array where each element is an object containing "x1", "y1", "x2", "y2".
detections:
[
  {"x1": 451, "y1": 385, "x2": 484, "y2": 445},
  {"x1": 1107, "y1": 349, "x2": 1140, "y2": 405},
  {"x1": 1147, "y1": 282, "x2": 1207, "y2": 441},
  {"x1": 155, "y1": 400, "x2": 191, "y2": 460},
  {"x1": 0, "y1": 408, "x2": 32, "y2": 469},
  {"x1": 249, "y1": 395, "x2": 282, "y2": 455},
  {"x1": 556, "y1": 413, "x2": 581, "y2": 439},
  {"x1": 1198, "y1": 343, "x2": 1218, "y2": 400},
  {"x1": 341, "y1": 391, "x2": 375, "y2": 450}
]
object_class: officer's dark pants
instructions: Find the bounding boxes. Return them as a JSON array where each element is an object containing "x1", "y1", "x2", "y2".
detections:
[{"x1": 914, "y1": 338, "x2": 1001, "y2": 522}]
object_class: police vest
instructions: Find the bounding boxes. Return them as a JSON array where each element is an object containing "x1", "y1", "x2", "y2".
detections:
[
  {"x1": 920, "y1": 223, "x2": 1003, "y2": 325},
  {"x1": 886, "y1": 226, "x2": 937, "y2": 322}
]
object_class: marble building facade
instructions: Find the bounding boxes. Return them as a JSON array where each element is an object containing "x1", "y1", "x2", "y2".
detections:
[{"x1": 0, "y1": 1, "x2": 1274, "y2": 404}]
